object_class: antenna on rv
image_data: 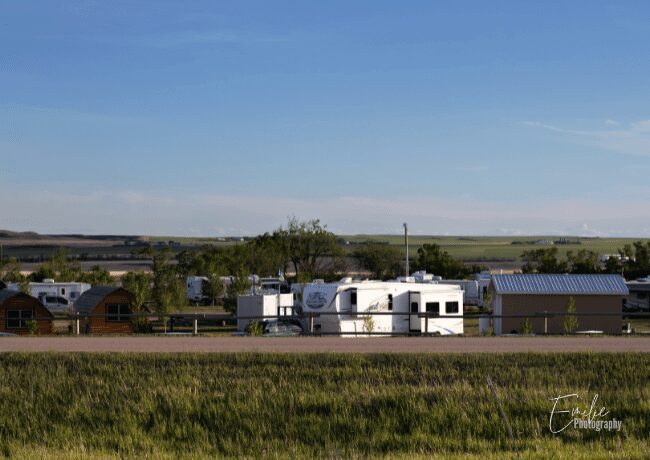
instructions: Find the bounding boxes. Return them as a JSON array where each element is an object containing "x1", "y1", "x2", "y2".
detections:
[{"x1": 403, "y1": 222, "x2": 409, "y2": 277}]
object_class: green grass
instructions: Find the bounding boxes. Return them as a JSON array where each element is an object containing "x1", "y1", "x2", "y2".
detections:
[
  {"x1": 0, "y1": 353, "x2": 647, "y2": 458},
  {"x1": 342, "y1": 235, "x2": 648, "y2": 261}
]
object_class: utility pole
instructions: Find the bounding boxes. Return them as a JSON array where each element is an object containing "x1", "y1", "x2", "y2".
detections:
[{"x1": 403, "y1": 223, "x2": 409, "y2": 277}]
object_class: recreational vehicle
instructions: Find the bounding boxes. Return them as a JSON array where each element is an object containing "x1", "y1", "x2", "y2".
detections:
[
  {"x1": 237, "y1": 292, "x2": 296, "y2": 332},
  {"x1": 7, "y1": 279, "x2": 91, "y2": 313},
  {"x1": 300, "y1": 278, "x2": 463, "y2": 336}
]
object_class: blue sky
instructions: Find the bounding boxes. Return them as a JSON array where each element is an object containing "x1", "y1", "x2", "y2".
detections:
[{"x1": 2, "y1": 1, "x2": 650, "y2": 236}]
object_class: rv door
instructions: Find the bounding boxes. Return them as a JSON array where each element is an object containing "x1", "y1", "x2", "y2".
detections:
[{"x1": 409, "y1": 292, "x2": 421, "y2": 332}]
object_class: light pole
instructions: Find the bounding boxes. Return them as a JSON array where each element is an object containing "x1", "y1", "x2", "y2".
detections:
[{"x1": 403, "y1": 223, "x2": 409, "y2": 277}]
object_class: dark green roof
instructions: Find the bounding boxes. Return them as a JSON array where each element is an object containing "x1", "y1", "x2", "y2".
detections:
[{"x1": 73, "y1": 286, "x2": 132, "y2": 314}]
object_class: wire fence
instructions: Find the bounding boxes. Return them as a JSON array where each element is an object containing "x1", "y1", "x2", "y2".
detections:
[{"x1": 10, "y1": 310, "x2": 650, "y2": 336}]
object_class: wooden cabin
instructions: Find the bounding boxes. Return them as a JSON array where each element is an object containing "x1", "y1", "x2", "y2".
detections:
[
  {"x1": 74, "y1": 286, "x2": 135, "y2": 334},
  {"x1": 0, "y1": 289, "x2": 54, "y2": 335}
]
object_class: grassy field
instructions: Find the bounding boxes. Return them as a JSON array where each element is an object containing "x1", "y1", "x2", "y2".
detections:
[
  {"x1": 343, "y1": 235, "x2": 648, "y2": 262},
  {"x1": 3, "y1": 233, "x2": 648, "y2": 265},
  {"x1": 0, "y1": 353, "x2": 647, "y2": 458}
]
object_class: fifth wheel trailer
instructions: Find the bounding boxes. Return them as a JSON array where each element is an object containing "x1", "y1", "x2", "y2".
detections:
[{"x1": 300, "y1": 278, "x2": 463, "y2": 336}]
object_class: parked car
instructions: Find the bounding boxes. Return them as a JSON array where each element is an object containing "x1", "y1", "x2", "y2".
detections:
[{"x1": 244, "y1": 319, "x2": 303, "y2": 337}]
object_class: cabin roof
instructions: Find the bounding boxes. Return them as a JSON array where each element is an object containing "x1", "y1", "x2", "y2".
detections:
[
  {"x1": 74, "y1": 286, "x2": 132, "y2": 314},
  {"x1": 491, "y1": 274, "x2": 629, "y2": 296}
]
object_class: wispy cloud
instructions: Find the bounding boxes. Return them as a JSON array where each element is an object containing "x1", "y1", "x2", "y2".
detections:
[
  {"x1": 523, "y1": 119, "x2": 650, "y2": 157},
  {"x1": 2, "y1": 186, "x2": 650, "y2": 237}
]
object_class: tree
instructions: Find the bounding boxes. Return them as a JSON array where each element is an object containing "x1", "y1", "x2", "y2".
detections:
[
  {"x1": 566, "y1": 250, "x2": 601, "y2": 274},
  {"x1": 247, "y1": 232, "x2": 290, "y2": 277},
  {"x1": 121, "y1": 271, "x2": 151, "y2": 311},
  {"x1": 413, "y1": 243, "x2": 468, "y2": 279},
  {"x1": 149, "y1": 249, "x2": 186, "y2": 314},
  {"x1": 203, "y1": 272, "x2": 225, "y2": 306},
  {"x1": 352, "y1": 243, "x2": 403, "y2": 280},
  {"x1": 275, "y1": 217, "x2": 344, "y2": 280},
  {"x1": 80, "y1": 265, "x2": 113, "y2": 285},
  {"x1": 521, "y1": 247, "x2": 567, "y2": 274},
  {"x1": 223, "y1": 269, "x2": 251, "y2": 314},
  {"x1": 564, "y1": 296, "x2": 578, "y2": 334},
  {"x1": 621, "y1": 241, "x2": 650, "y2": 279},
  {"x1": 34, "y1": 248, "x2": 83, "y2": 282},
  {"x1": 1, "y1": 258, "x2": 25, "y2": 283}
]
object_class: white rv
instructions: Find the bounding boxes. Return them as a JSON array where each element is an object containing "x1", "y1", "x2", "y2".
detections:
[
  {"x1": 237, "y1": 292, "x2": 296, "y2": 331},
  {"x1": 10, "y1": 279, "x2": 92, "y2": 313},
  {"x1": 300, "y1": 278, "x2": 463, "y2": 336}
]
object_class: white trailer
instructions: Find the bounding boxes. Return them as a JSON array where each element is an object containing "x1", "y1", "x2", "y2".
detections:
[
  {"x1": 16, "y1": 279, "x2": 91, "y2": 313},
  {"x1": 237, "y1": 293, "x2": 296, "y2": 331},
  {"x1": 437, "y1": 279, "x2": 480, "y2": 305},
  {"x1": 300, "y1": 278, "x2": 463, "y2": 336}
]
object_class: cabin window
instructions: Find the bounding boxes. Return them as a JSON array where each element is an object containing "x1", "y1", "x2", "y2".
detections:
[
  {"x1": 350, "y1": 290, "x2": 357, "y2": 306},
  {"x1": 426, "y1": 302, "x2": 439, "y2": 314},
  {"x1": 387, "y1": 294, "x2": 393, "y2": 311},
  {"x1": 6, "y1": 310, "x2": 33, "y2": 329},
  {"x1": 410, "y1": 302, "x2": 418, "y2": 313},
  {"x1": 106, "y1": 303, "x2": 131, "y2": 322},
  {"x1": 445, "y1": 301, "x2": 459, "y2": 314}
]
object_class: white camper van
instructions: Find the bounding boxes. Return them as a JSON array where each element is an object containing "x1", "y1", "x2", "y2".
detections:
[
  {"x1": 26, "y1": 279, "x2": 91, "y2": 313},
  {"x1": 300, "y1": 278, "x2": 463, "y2": 336}
]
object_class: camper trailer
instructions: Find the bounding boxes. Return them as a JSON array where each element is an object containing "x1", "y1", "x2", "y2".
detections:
[
  {"x1": 300, "y1": 278, "x2": 463, "y2": 336},
  {"x1": 237, "y1": 292, "x2": 296, "y2": 332},
  {"x1": 5, "y1": 279, "x2": 92, "y2": 313},
  {"x1": 437, "y1": 279, "x2": 480, "y2": 305}
]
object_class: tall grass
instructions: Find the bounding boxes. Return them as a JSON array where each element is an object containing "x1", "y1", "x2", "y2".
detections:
[{"x1": 0, "y1": 353, "x2": 647, "y2": 458}]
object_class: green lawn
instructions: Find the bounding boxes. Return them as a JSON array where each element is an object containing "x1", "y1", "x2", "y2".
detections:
[
  {"x1": 342, "y1": 235, "x2": 647, "y2": 262},
  {"x1": 0, "y1": 353, "x2": 647, "y2": 458}
]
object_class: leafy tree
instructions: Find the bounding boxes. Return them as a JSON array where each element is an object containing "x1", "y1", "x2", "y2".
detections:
[
  {"x1": 247, "y1": 232, "x2": 290, "y2": 277},
  {"x1": 36, "y1": 248, "x2": 83, "y2": 282},
  {"x1": 621, "y1": 241, "x2": 650, "y2": 279},
  {"x1": 275, "y1": 217, "x2": 344, "y2": 280},
  {"x1": 563, "y1": 296, "x2": 578, "y2": 334},
  {"x1": 521, "y1": 247, "x2": 567, "y2": 274},
  {"x1": 80, "y1": 265, "x2": 113, "y2": 285},
  {"x1": 566, "y1": 249, "x2": 601, "y2": 274},
  {"x1": 1, "y1": 258, "x2": 25, "y2": 283},
  {"x1": 121, "y1": 271, "x2": 152, "y2": 311},
  {"x1": 149, "y1": 249, "x2": 186, "y2": 314},
  {"x1": 413, "y1": 243, "x2": 468, "y2": 279},
  {"x1": 203, "y1": 272, "x2": 225, "y2": 306},
  {"x1": 352, "y1": 243, "x2": 403, "y2": 280},
  {"x1": 223, "y1": 269, "x2": 251, "y2": 314}
]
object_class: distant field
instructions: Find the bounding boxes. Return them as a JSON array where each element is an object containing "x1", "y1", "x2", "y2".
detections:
[
  {"x1": 0, "y1": 353, "x2": 646, "y2": 458},
  {"x1": 342, "y1": 235, "x2": 647, "y2": 262},
  {"x1": 2, "y1": 231, "x2": 648, "y2": 272}
]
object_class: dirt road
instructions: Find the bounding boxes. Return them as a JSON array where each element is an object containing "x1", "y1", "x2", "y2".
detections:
[{"x1": 0, "y1": 336, "x2": 648, "y2": 353}]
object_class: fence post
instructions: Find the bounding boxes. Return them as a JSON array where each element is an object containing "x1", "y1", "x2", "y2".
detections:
[
  {"x1": 424, "y1": 312, "x2": 429, "y2": 335},
  {"x1": 193, "y1": 317, "x2": 198, "y2": 335},
  {"x1": 75, "y1": 314, "x2": 80, "y2": 336},
  {"x1": 544, "y1": 311, "x2": 548, "y2": 335},
  {"x1": 309, "y1": 314, "x2": 314, "y2": 335}
]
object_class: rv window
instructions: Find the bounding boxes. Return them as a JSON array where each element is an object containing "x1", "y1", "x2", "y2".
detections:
[
  {"x1": 426, "y1": 302, "x2": 439, "y2": 314},
  {"x1": 410, "y1": 302, "x2": 418, "y2": 313},
  {"x1": 350, "y1": 290, "x2": 357, "y2": 305},
  {"x1": 388, "y1": 294, "x2": 393, "y2": 311},
  {"x1": 61, "y1": 288, "x2": 66, "y2": 295},
  {"x1": 445, "y1": 301, "x2": 459, "y2": 314},
  {"x1": 6, "y1": 310, "x2": 33, "y2": 329},
  {"x1": 106, "y1": 304, "x2": 131, "y2": 322}
]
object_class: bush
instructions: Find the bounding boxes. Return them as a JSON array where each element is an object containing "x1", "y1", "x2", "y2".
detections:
[{"x1": 25, "y1": 320, "x2": 38, "y2": 336}]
